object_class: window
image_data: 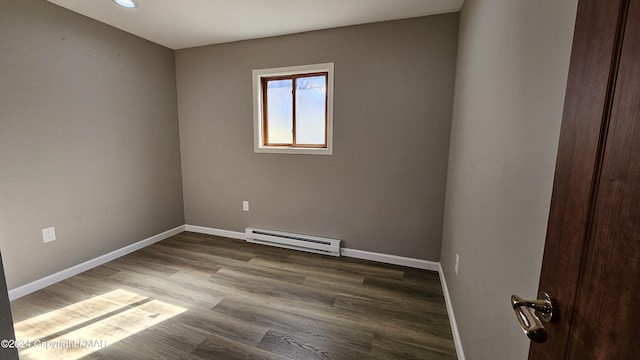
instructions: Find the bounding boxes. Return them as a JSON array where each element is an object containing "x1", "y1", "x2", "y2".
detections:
[{"x1": 253, "y1": 63, "x2": 334, "y2": 155}]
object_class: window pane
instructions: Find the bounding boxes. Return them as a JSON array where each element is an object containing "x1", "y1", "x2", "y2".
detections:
[
  {"x1": 295, "y1": 75, "x2": 326, "y2": 145},
  {"x1": 266, "y1": 79, "x2": 293, "y2": 144}
]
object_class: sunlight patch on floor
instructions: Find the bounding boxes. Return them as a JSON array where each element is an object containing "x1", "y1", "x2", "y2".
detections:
[{"x1": 14, "y1": 289, "x2": 186, "y2": 360}]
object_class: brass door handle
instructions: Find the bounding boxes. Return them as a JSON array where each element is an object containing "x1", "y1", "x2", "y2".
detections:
[{"x1": 511, "y1": 292, "x2": 555, "y2": 343}]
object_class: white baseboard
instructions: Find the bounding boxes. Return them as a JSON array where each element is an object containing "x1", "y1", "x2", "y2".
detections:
[
  {"x1": 184, "y1": 225, "x2": 245, "y2": 240},
  {"x1": 184, "y1": 225, "x2": 439, "y2": 271},
  {"x1": 8, "y1": 225, "x2": 185, "y2": 301},
  {"x1": 438, "y1": 263, "x2": 466, "y2": 360},
  {"x1": 340, "y1": 248, "x2": 439, "y2": 271}
]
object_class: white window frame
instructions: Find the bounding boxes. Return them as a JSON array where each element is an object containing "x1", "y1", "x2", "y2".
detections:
[{"x1": 252, "y1": 63, "x2": 334, "y2": 155}]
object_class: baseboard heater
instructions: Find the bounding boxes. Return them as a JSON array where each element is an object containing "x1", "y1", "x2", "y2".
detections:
[{"x1": 245, "y1": 227, "x2": 341, "y2": 257}]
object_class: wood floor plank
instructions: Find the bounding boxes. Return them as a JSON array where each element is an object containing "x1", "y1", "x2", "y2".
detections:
[
  {"x1": 370, "y1": 333, "x2": 457, "y2": 360},
  {"x1": 77, "y1": 265, "x2": 123, "y2": 280},
  {"x1": 129, "y1": 248, "x2": 222, "y2": 277},
  {"x1": 303, "y1": 275, "x2": 446, "y2": 309},
  {"x1": 333, "y1": 292, "x2": 452, "y2": 335},
  {"x1": 107, "y1": 270, "x2": 223, "y2": 309},
  {"x1": 174, "y1": 232, "x2": 294, "y2": 260},
  {"x1": 138, "y1": 242, "x2": 235, "y2": 269},
  {"x1": 363, "y1": 274, "x2": 445, "y2": 299},
  {"x1": 10, "y1": 232, "x2": 456, "y2": 360},
  {"x1": 14, "y1": 289, "x2": 142, "y2": 342},
  {"x1": 211, "y1": 298, "x2": 374, "y2": 354},
  {"x1": 10, "y1": 293, "x2": 69, "y2": 323},
  {"x1": 191, "y1": 333, "x2": 292, "y2": 360},
  {"x1": 60, "y1": 274, "x2": 122, "y2": 296},
  {"x1": 10, "y1": 278, "x2": 114, "y2": 323},
  {"x1": 211, "y1": 267, "x2": 338, "y2": 306},
  {"x1": 173, "y1": 307, "x2": 270, "y2": 347},
  {"x1": 104, "y1": 255, "x2": 178, "y2": 279},
  {"x1": 248, "y1": 256, "x2": 365, "y2": 284},
  {"x1": 286, "y1": 253, "x2": 405, "y2": 280},
  {"x1": 220, "y1": 261, "x2": 307, "y2": 285},
  {"x1": 160, "y1": 236, "x2": 256, "y2": 262},
  {"x1": 82, "y1": 318, "x2": 209, "y2": 360},
  {"x1": 257, "y1": 329, "x2": 371, "y2": 360}
]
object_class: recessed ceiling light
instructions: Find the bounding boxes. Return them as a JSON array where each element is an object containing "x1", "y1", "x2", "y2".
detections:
[{"x1": 114, "y1": 0, "x2": 138, "y2": 8}]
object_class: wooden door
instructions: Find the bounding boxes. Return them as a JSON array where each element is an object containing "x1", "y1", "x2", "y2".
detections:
[{"x1": 529, "y1": 0, "x2": 640, "y2": 358}]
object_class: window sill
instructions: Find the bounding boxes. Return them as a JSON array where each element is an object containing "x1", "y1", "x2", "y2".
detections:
[{"x1": 254, "y1": 146, "x2": 333, "y2": 155}]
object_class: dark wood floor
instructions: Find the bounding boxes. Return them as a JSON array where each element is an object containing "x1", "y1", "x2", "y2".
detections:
[{"x1": 10, "y1": 232, "x2": 456, "y2": 360}]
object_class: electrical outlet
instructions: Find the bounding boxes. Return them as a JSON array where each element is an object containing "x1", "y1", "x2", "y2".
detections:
[
  {"x1": 42, "y1": 227, "x2": 56, "y2": 243},
  {"x1": 242, "y1": 200, "x2": 249, "y2": 212},
  {"x1": 455, "y1": 253, "x2": 460, "y2": 275}
]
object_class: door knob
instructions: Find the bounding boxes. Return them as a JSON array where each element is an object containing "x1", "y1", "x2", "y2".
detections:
[{"x1": 511, "y1": 292, "x2": 555, "y2": 343}]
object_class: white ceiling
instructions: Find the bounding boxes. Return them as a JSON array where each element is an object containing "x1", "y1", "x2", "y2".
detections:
[{"x1": 46, "y1": 0, "x2": 463, "y2": 50}]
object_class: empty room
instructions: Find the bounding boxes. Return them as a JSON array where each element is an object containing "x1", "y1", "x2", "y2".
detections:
[{"x1": 2, "y1": 0, "x2": 639, "y2": 359}]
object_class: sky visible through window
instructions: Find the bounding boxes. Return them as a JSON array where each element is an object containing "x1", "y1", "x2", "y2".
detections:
[{"x1": 266, "y1": 75, "x2": 326, "y2": 145}]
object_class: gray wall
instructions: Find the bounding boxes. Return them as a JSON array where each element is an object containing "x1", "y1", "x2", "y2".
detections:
[
  {"x1": 175, "y1": 14, "x2": 459, "y2": 260},
  {"x1": 440, "y1": 0, "x2": 578, "y2": 358},
  {"x1": 0, "y1": 0, "x2": 184, "y2": 290}
]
